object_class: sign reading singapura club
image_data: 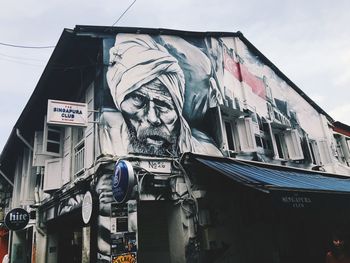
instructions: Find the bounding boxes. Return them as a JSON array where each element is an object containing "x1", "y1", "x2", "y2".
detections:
[{"x1": 47, "y1": 99, "x2": 88, "y2": 127}]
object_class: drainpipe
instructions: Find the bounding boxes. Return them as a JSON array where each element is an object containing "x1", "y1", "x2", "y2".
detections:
[
  {"x1": 16, "y1": 129, "x2": 41, "y2": 203},
  {"x1": 34, "y1": 167, "x2": 41, "y2": 205},
  {"x1": 0, "y1": 169, "x2": 14, "y2": 187},
  {"x1": 0, "y1": 130, "x2": 32, "y2": 191},
  {"x1": 16, "y1": 129, "x2": 33, "y2": 152}
]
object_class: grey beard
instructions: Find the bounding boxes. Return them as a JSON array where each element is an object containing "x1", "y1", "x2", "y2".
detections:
[{"x1": 127, "y1": 126, "x2": 178, "y2": 156}]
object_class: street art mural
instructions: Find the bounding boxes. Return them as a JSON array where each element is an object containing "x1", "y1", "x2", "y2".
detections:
[
  {"x1": 99, "y1": 34, "x2": 225, "y2": 158},
  {"x1": 95, "y1": 33, "x2": 332, "y2": 262},
  {"x1": 232, "y1": 37, "x2": 325, "y2": 139},
  {"x1": 99, "y1": 33, "x2": 325, "y2": 161}
]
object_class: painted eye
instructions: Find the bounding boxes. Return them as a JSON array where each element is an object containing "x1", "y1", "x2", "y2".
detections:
[
  {"x1": 130, "y1": 93, "x2": 147, "y2": 108},
  {"x1": 153, "y1": 99, "x2": 173, "y2": 112}
]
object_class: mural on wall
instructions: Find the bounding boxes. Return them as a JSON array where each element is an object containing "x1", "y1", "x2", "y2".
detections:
[
  {"x1": 99, "y1": 34, "x2": 225, "y2": 158},
  {"x1": 233, "y1": 38, "x2": 325, "y2": 139},
  {"x1": 95, "y1": 32, "x2": 333, "y2": 261},
  {"x1": 95, "y1": 173, "x2": 138, "y2": 262}
]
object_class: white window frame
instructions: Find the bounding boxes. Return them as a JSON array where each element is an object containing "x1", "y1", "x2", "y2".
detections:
[
  {"x1": 308, "y1": 139, "x2": 322, "y2": 165},
  {"x1": 222, "y1": 119, "x2": 237, "y2": 153},
  {"x1": 334, "y1": 134, "x2": 350, "y2": 165},
  {"x1": 72, "y1": 127, "x2": 85, "y2": 177},
  {"x1": 43, "y1": 116, "x2": 63, "y2": 157},
  {"x1": 271, "y1": 128, "x2": 305, "y2": 161},
  {"x1": 272, "y1": 131, "x2": 287, "y2": 160}
]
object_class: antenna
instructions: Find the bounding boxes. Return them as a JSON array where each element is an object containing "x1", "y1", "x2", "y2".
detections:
[{"x1": 112, "y1": 0, "x2": 137, "y2": 26}]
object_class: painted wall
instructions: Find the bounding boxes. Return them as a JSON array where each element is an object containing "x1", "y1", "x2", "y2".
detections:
[
  {"x1": 232, "y1": 37, "x2": 325, "y2": 139},
  {"x1": 98, "y1": 33, "x2": 332, "y2": 167},
  {"x1": 99, "y1": 34, "x2": 226, "y2": 158}
]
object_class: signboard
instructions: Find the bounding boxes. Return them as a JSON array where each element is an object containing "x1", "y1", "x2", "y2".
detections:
[
  {"x1": 4, "y1": 208, "x2": 29, "y2": 231},
  {"x1": 112, "y1": 253, "x2": 137, "y2": 263},
  {"x1": 82, "y1": 191, "x2": 93, "y2": 224},
  {"x1": 137, "y1": 160, "x2": 171, "y2": 174},
  {"x1": 47, "y1": 99, "x2": 88, "y2": 127},
  {"x1": 112, "y1": 161, "x2": 135, "y2": 203},
  {"x1": 272, "y1": 191, "x2": 315, "y2": 209}
]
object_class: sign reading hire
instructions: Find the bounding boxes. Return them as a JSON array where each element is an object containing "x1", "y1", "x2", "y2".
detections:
[
  {"x1": 47, "y1": 99, "x2": 88, "y2": 127},
  {"x1": 5, "y1": 208, "x2": 29, "y2": 231}
]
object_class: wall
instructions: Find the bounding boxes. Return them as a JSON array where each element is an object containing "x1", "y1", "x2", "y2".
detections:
[
  {"x1": 99, "y1": 34, "x2": 226, "y2": 158},
  {"x1": 97, "y1": 32, "x2": 344, "y2": 173}
]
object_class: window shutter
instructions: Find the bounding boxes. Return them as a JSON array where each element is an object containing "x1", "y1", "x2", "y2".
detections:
[
  {"x1": 84, "y1": 83, "x2": 95, "y2": 170},
  {"x1": 43, "y1": 116, "x2": 63, "y2": 157},
  {"x1": 43, "y1": 158, "x2": 63, "y2": 192},
  {"x1": 33, "y1": 131, "x2": 54, "y2": 167},
  {"x1": 236, "y1": 118, "x2": 257, "y2": 152},
  {"x1": 62, "y1": 127, "x2": 72, "y2": 185},
  {"x1": 20, "y1": 148, "x2": 36, "y2": 204},
  {"x1": 340, "y1": 136, "x2": 350, "y2": 161},
  {"x1": 309, "y1": 140, "x2": 322, "y2": 165},
  {"x1": 318, "y1": 140, "x2": 333, "y2": 165},
  {"x1": 284, "y1": 129, "x2": 304, "y2": 160}
]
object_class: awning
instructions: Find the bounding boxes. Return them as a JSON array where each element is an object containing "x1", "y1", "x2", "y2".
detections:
[{"x1": 184, "y1": 153, "x2": 350, "y2": 209}]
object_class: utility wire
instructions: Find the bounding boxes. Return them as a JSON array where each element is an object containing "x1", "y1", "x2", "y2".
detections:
[
  {"x1": 0, "y1": 41, "x2": 55, "y2": 49},
  {"x1": 1, "y1": 0, "x2": 137, "y2": 49},
  {"x1": 112, "y1": 0, "x2": 137, "y2": 26}
]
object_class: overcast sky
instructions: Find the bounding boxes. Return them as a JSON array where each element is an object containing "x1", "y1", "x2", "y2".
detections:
[{"x1": 0, "y1": 0, "x2": 349, "y2": 152}]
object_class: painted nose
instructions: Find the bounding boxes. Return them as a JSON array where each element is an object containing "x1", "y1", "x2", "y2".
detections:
[{"x1": 147, "y1": 101, "x2": 161, "y2": 126}]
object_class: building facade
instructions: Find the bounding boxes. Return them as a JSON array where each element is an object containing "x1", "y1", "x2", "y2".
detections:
[{"x1": 0, "y1": 26, "x2": 350, "y2": 263}]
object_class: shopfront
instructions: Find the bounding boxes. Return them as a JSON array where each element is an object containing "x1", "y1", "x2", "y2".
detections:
[
  {"x1": 182, "y1": 153, "x2": 350, "y2": 263},
  {"x1": 39, "y1": 183, "x2": 95, "y2": 263}
]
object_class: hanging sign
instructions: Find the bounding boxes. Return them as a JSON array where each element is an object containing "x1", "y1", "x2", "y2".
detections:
[
  {"x1": 82, "y1": 191, "x2": 93, "y2": 224},
  {"x1": 112, "y1": 160, "x2": 135, "y2": 203},
  {"x1": 47, "y1": 99, "x2": 88, "y2": 127},
  {"x1": 4, "y1": 208, "x2": 29, "y2": 231}
]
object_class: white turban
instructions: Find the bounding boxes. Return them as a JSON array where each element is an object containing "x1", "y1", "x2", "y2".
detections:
[{"x1": 106, "y1": 34, "x2": 193, "y2": 153}]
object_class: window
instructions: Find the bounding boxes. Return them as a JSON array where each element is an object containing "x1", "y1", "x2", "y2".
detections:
[
  {"x1": 43, "y1": 158, "x2": 63, "y2": 192},
  {"x1": 253, "y1": 115, "x2": 273, "y2": 156},
  {"x1": 271, "y1": 129, "x2": 304, "y2": 161},
  {"x1": 43, "y1": 116, "x2": 63, "y2": 156},
  {"x1": 308, "y1": 139, "x2": 323, "y2": 165},
  {"x1": 222, "y1": 117, "x2": 257, "y2": 154},
  {"x1": 284, "y1": 129, "x2": 304, "y2": 160},
  {"x1": 236, "y1": 117, "x2": 257, "y2": 152},
  {"x1": 306, "y1": 139, "x2": 332, "y2": 166},
  {"x1": 73, "y1": 127, "x2": 85, "y2": 176},
  {"x1": 274, "y1": 132, "x2": 285, "y2": 159},
  {"x1": 334, "y1": 134, "x2": 350, "y2": 166},
  {"x1": 223, "y1": 120, "x2": 236, "y2": 152}
]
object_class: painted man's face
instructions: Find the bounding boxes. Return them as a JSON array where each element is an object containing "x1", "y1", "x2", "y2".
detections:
[{"x1": 120, "y1": 78, "x2": 180, "y2": 156}]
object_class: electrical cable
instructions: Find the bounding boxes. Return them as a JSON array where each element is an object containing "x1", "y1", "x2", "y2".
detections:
[
  {"x1": 112, "y1": 0, "x2": 137, "y2": 26},
  {"x1": 0, "y1": 41, "x2": 55, "y2": 49}
]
